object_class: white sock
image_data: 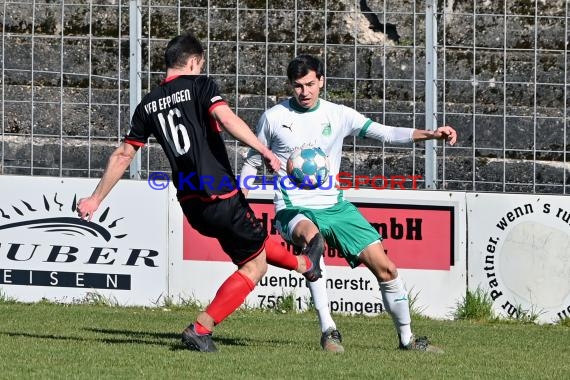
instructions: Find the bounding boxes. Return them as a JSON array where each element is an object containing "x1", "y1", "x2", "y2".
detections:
[
  {"x1": 379, "y1": 275, "x2": 413, "y2": 345},
  {"x1": 308, "y1": 257, "x2": 336, "y2": 332}
]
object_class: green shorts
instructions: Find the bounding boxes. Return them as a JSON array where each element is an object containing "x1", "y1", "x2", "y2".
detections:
[{"x1": 275, "y1": 200, "x2": 382, "y2": 268}]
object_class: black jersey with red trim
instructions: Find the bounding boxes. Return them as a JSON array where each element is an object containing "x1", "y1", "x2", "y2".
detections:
[{"x1": 125, "y1": 75, "x2": 238, "y2": 198}]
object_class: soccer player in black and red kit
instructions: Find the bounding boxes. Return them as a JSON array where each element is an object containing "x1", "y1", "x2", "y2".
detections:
[{"x1": 77, "y1": 32, "x2": 322, "y2": 352}]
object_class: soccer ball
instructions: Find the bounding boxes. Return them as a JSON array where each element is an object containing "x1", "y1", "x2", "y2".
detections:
[{"x1": 286, "y1": 147, "x2": 330, "y2": 189}]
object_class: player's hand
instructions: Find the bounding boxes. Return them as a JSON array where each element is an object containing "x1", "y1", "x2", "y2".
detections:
[
  {"x1": 434, "y1": 125, "x2": 457, "y2": 145},
  {"x1": 76, "y1": 197, "x2": 99, "y2": 221},
  {"x1": 262, "y1": 150, "x2": 281, "y2": 173}
]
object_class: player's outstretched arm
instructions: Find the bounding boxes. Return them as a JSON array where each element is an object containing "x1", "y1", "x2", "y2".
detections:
[
  {"x1": 77, "y1": 142, "x2": 138, "y2": 221},
  {"x1": 412, "y1": 125, "x2": 457, "y2": 145},
  {"x1": 210, "y1": 103, "x2": 280, "y2": 172}
]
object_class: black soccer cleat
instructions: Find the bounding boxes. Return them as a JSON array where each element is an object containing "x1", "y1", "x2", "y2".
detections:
[
  {"x1": 181, "y1": 324, "x2": 218, "y2": 353},
  {"x1": 399, "y1": 335, "x2": 444, "y2": 354},
  {"x1": 302, "y1": 233, "x2": 324, "y2": 282},
  {"x1": 320, "y1": 328, "x2": 345, "y2": 353}
]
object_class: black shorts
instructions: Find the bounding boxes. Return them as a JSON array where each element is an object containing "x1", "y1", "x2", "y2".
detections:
[{"x1": 180, "y1": 192, "x2": 267, "y2": 265}]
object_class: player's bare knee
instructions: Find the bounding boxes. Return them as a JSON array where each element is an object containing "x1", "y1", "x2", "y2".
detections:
[
  {"x1": 240, "y1": 254, "x2": 268, "y2": 284},
  {"x1": 251, "y1": 256, "x2": 268, "y2": 281},
  {"x1": 385, "y1": 263, "x2": 398, "y2": 281},
  {"x1": 259, "y1": 259, "x2": 268, "y2": 277},
  {"x1": 376, "y1": 262, "x2": 398, "y2": 282},
  {"x1": 292, "y1": 220, "x2": 319, "y2": 246}
]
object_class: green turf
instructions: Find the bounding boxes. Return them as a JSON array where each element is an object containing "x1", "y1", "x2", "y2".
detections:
[{"x1": 0, "y1": 302, "x2": 568, "y2": 379}]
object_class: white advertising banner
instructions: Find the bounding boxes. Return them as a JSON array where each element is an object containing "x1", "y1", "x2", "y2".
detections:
[
  {"x1": 467, "y1": 193, "x2": 570, "y2": 323},
  {"x1": 170, "y1": 189, "x2": 467, "y2": 320},
  {"x1": 0, "y1": 175, "x2": 169, "y2": 305}
]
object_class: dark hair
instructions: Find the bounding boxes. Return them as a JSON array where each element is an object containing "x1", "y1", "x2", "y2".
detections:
[
  {"x1": 164, "y1": 32, "x2": 205, "y2": 69},
  {"x1": 286, "y1": 54, "x2": 324, "y2": 82}
]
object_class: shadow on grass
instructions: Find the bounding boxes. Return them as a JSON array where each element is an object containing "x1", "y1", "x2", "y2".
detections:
[
  {"x1": 86, "y1": 327, "x2": 179, "y2": 340},
  {"x1": 0, "y1": 328, "x2": 294, "y2": 351},
  {"x1": 88, "y1": 327, "x2": 257, "y2": 351},
  {"x1": 0, "y1": 330, "x2": 176, "y2": 348}
]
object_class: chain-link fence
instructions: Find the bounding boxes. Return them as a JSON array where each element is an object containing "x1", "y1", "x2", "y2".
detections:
[{"x1": 1, "y1": 0, "x2": 568, "y2": 194}]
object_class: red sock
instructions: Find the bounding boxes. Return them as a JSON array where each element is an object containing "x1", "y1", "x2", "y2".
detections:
[
  {"x1": 265, "y1": 237, "x2": 298, "y2": 271},
  {"x1": 303, "y1": 255, "x2": 312, "y2": 271},
  {"x1": 205, "y1": 271, "x2": 255, "y2": 325},
  {"x1": 194, "y1": 321, "x2": 212, "y2": 335}
]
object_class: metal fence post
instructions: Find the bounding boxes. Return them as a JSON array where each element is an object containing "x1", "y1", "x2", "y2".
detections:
[
  {"x1": 129, "y1": 0, "x2": 142, "y2": 180},
  {"x1": 425, "y1": 0, "x2": 438, "y2": 189}
]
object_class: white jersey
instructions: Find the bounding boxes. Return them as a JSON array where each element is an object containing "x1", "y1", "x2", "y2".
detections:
[{"x1": 242, "y1": 98, "x2": 413, "y2": 211}]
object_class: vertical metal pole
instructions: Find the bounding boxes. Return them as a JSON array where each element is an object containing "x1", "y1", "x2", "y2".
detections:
[
  {"x1": 129, "y1": 0, "x2": 142, "y2": 179},
  {"x1": 560, "y1": 1, "x2": 570, "y2": 194},
  {"x1": 234, "y1": 1, "x2": 240, "y2": 169},
  {"x1": 88, "y1": 1, "x2": 93, "y2": 177},
  {"x1": 1, "y1": 1, "x2": 6, "y2": 174},
  {"x1": 351, "y1": 0, "x2": 357, "y2": 182},
  {"x1": 532, "y1": 1, "x2": 538, "y2": 193},
  {"x1": 30, "y1": 1, "x2": 36, "y2": 175},
  {"x1": 59, "y1": 0, "x2": 65, "y2": 176},
  {"x1": 425, "y1": 0, "x2": 438, "y2": 189},
  {"x1": 294, "y1": 0, "x2": 298, "y2": 56}
]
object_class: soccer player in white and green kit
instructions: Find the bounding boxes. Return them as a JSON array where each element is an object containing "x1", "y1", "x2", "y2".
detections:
[{"x1": 241, "y1": 54, "x2": 457, "y2": 352}]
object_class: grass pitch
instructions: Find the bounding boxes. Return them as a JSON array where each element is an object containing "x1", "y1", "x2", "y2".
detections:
[{"x1": 0, "y1": 301, "x2": 568, "y2": 379}]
